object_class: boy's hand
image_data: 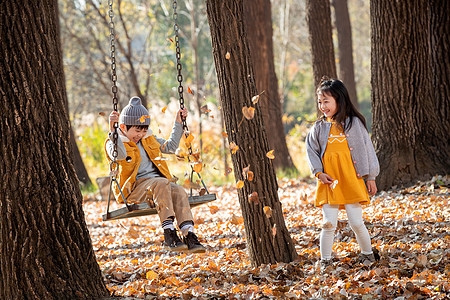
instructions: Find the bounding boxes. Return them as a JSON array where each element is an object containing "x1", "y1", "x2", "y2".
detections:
[
  {"x1": 366, "y1": 180, "x2": 377, "y2": 196},
  {"x1": 318, "y1": 173, "x2": 334, "y2": 184},
  {"x1": 109, "y1": 111, "x2": 120, "y2": 132},
  {"x1": 176, "y1": 107, "x2": 188, "y2": 124}
]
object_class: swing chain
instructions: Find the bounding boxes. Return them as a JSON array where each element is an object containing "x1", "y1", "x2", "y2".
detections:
[
  {"x1": 172, "y1": 0, "x2": 190, "y2": 147},
  {"x1": 109, "y1": 0, "x2": 119, "y2": 171}
]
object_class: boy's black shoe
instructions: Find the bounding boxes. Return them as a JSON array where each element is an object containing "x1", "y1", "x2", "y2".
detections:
[
  {"x1": 183, "y1": 232, "x2": 206, "y2": 253},
  {"x1": 163, "y1": 229, "x2": 188, "y2": 251}
]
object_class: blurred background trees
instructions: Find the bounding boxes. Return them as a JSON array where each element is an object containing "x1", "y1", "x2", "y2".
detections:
[{"x1": 58, "y1": 0, "x2": 372, "y2": 186}]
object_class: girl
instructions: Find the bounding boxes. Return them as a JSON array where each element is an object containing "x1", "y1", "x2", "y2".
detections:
[{"x1": 305, "y1": 77, "x2": 380, "y2": 270}]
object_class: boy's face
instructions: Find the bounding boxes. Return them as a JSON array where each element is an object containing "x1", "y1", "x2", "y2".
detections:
[{"x1": 120, "y1": 124, "x2": 148, "y2": 143}]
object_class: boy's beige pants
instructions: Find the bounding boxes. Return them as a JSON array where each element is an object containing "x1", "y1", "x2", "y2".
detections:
[{"x1": 127, "y1": 177, "x2": 193, "y2": 226}]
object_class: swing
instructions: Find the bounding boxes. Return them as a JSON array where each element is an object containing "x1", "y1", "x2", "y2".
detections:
[{"x1": 102, "y1": 0, "x2": 216, "y2": 221}]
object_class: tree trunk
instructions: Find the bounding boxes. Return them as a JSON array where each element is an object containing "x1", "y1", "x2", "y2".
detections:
[
  {"x1": 0, "y1": 1, "x2": 109, "y2": 299},
  {"x1": 306, "y1": 0, "x2": 337, "y2": 88},
  {"x1": 371, "y1": 0, "x2": 449, "y2": 190},
  {"x1": 429, "y1": 0, "x2": 450, "y2": 134},
  {"x1": 243, "y1": 0, "x2": 297, "y2": 172},
  {"x1": 205, "y1": 0, "x2": 297, "y2": 266},
  {"x1": 331, "y1": 0, "x2": 358, "y2": 108}
]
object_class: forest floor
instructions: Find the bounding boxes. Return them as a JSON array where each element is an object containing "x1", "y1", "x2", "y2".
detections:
[{"x1": 83, "y1": 176, "x2": 449, "y2": 299}]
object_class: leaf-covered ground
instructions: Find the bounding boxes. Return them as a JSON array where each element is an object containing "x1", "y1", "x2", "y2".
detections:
[{"x1": 83, "y1": 176, "x2": 449, "y2": 299}]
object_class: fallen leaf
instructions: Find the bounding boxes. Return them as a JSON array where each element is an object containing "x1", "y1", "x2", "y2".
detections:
[
  {"x1": 209, "y1": 205, "x2": 219, "y2": 214},
  {"x1": 146, "y1": 270, "x2": 158, "y2": 280},
  {"x1": 230, "y1": 214, "x2": 244, "y2": 225}
]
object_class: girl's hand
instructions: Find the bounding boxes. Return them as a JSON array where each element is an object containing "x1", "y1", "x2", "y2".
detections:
[
  {"x1": 109, "y1": 111, "x2": 120, "y2": 133},
  {"x1": 176, "y1": 107, "x2": 188, "y2": 123},
  {"x1": 366, "y1": 180, "x2": 377, "y2": 196},
  {"x1": 318, "y1": 173, "x2": 334, "y2": 185}
]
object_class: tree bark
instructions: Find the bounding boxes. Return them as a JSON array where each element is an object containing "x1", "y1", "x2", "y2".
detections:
[
  {"x1": 0, "y1": 1, "x2": 109, "y2": 298},
  {"x1": 243, "y1": 0, "x2": 297, "y2": 172},
  {"x1": 371, "y1": 0, "x2": 449, "y2": 190},
  {"x1": 429, "y1": 0, "x2": 450, "y2": 134},
  {"x1": 332, "y1": 0, "x2": 358, "y2": 108},
  {"x1": 206, "y1": 0, "x2": 297, "y2": 266},
  {"x1": 306, "y1": 0, "x2": 337, "y2": 88}
]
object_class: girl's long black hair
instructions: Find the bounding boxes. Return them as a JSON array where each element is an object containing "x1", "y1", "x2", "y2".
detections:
[{"x1": 316, "y1": 77, "x2": 367, "y2": 131}]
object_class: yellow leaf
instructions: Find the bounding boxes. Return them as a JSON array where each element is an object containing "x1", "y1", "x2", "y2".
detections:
[
  {"x1": 229, "y1": 142, "x2": 239, "y2": 154},
  {"x1": 242, "y1": 106, "x2": 255, "y2": 120},
  {"x1": 236, "y1": 180, "x2": 244, "y2": 189},
  {"x1": 225, "y1": 51, "x2": 231, "y2": 59},
  {"x1": 266, "y1": 150, "x2": 275, "y2": 159},
  {"x1": 263, "y1": 206, "x2": 272, "y2": 218},
  {"x1": 193, "y1": 162, "x2": 202, "y2": 173},
  {"x1": 161, "y1": 106, "x2": 167, "y2": 113},
  {"x1": 139, "y1": 115, "x2": 150, "y2": 123},
  {"x1": 146, "y1": 270, "x2": 158, "y2": 280},
  {"x1": 185, "y1": 133, "x2": 194, "y2": 147}
]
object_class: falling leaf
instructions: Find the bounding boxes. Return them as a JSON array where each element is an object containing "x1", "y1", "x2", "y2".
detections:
[
  {"x1": 224, "y1": 167, "x2": 233, "y2": 176},
  {"x1": 183, "y1": 178, "x2": 201, "y2": 189},
  {"x1": 161, "y1": 106, "x2": 168, "y2": 113},
  {"x1": 225, "y1": 51, "x2": 231, "y2": 59},
  {"x1": 222, "y1": 132, "x2": 228, "y2": 138},
  {"x1": 252, "y1": 95, "x2": 260, "y2": 104},
  {"x1": 200, "y1": 105, "x2": 210, "y2": 114},
  {"x1": 242, "y1": 165, "x2": 250, "y2": 179},
  {"x1": 248, "y1": 192, "x2": 259, "y2": 204},
  {"x1": 272, "y1": 224, "x2": 277, "y2": 236},
  {"x1": 161, "y1": 141, "x2": 169, "y2": 151},
  {"x1": 185, "y1": 133, "x2": 194, "y2": 147},
  {"x1": 139, "y1": 115, "x2": 151, "y2": 123},
  {"x1": 242, "y1": 106, "x2": 255, "y2": 120},
  {"x1": 98, "y1": 111, "x2": 106, "y2": 116},
  {"x1": 263, "y1": 206, "x2": 272, "y2": 218},
  {"x1": 199, "y1": 188, "x2": 207, "y2": 196},
  {"x1": 191, "y1": 152, "x2": 201, "y2": 162},
  {"x1": 167, "y1": 37, "x2": 174, "y2": 43},
  {"x1": 188, "y1": 87, "x2": 194, "y2": 95},
  {"x1": 192, "y1": 162, "x2": 202, "y2": 173},
  {"x1": 229, "y1": 142, "x2": 239, "y2": 154},
  {"x1": 247, "y1": 171, "x2": 254, "y2": 182},
  {"x1": 236, "y1": 180, "x2": 244, "y2": 189},
  {"x1": 218, "y1": 106, "x2": 222, "y2": 110},
  {"x1": 266, "y1": 150, "x2": 275, "y2": 159}
]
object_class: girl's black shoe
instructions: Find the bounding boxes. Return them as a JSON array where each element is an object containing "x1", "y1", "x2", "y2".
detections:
[{"x1": 183, "y1": 232, "x2": 206, "y2": 253}]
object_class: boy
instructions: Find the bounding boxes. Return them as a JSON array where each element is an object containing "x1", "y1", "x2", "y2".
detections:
[{"x1": 105, "y1": 96, "x2": 206, "y2": 253}]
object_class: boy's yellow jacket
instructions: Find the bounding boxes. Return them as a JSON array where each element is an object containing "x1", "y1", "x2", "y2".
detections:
[{"x1": 104, "y1": 135, "x2": 172, "y2": 203}]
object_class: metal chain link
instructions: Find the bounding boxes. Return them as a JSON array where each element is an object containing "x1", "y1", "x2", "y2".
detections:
[
  {"x1": 173, "y1": 0, "x2": 191, "y2": 157},
  {"x1": 109, "y1": 0, "x2": 119, "y2": 176}
]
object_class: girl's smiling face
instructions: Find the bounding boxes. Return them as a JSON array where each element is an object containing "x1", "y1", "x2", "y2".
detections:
[{"x1": 317, "y1": 92, "x2": 338, "y2": 118}]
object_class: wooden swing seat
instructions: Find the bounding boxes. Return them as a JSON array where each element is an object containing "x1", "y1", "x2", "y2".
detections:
[
  {"x1": 102, "y1": 193, "x2": 216, "y2": 221},
  {"x1": 96, "y1": 177, "x2": 216, "y2": 221}
]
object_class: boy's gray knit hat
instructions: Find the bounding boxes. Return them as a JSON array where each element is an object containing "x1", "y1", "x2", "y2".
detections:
[{"x1": 119, "y1": 97, "x2": 151, "y2": 125}]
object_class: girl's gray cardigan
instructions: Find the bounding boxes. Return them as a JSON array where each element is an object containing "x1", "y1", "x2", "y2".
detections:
[{"x1": 305, "y1": 116, "x2": 379, "y2": 181}]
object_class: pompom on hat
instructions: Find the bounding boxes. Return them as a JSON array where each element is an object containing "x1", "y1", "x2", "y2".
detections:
[{"x1": 119, "y1": 97, "x2": 151, "y2": 125}]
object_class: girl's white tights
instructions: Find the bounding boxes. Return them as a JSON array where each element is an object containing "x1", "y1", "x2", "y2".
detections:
[{"x1": 320, "y1": 203, "x2": 373, "y2": 260}]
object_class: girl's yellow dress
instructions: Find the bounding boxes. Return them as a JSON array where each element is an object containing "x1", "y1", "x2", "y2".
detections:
[{"x1": 315, "y1": 120, "x2": 370, "y2": 208}]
